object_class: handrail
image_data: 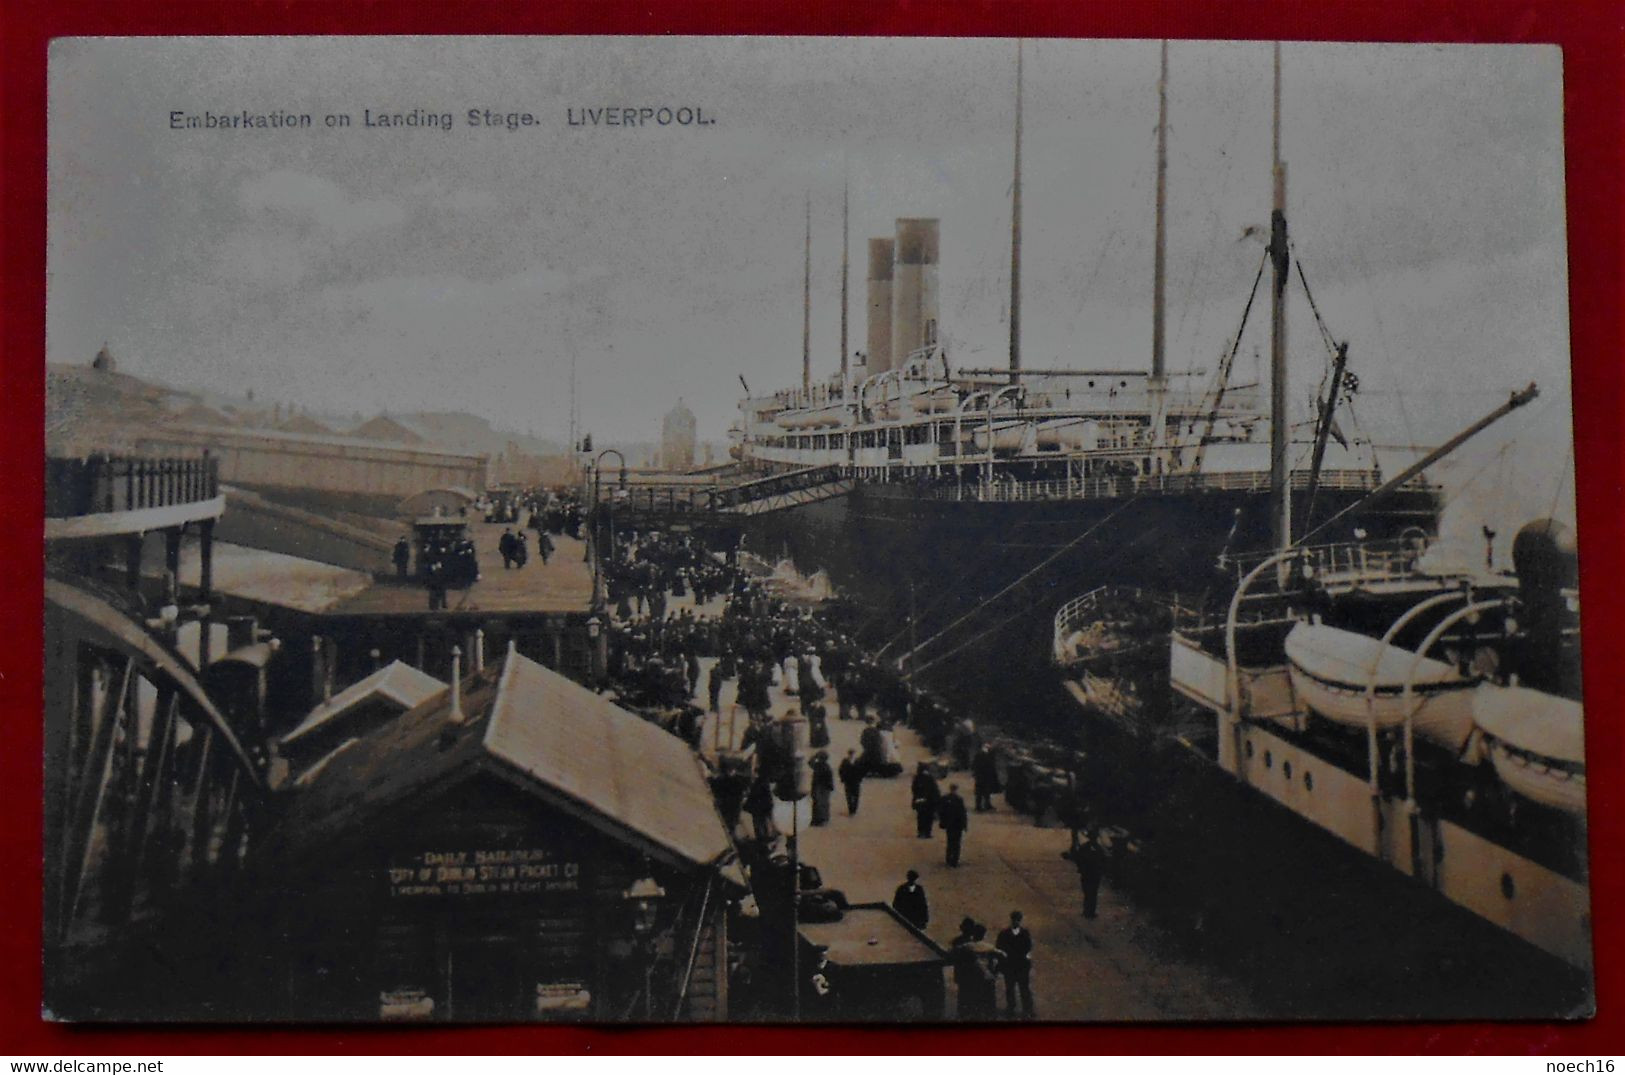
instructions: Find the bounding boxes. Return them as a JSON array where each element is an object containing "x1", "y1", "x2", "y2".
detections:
[
  {"x1": 1365, "y1": 588, "x2": 1470, "y2": 800},
  {"x1": 1398, "y1": 597, "x2": 1506, "y2": 807},
  {"x1": 1226, "y1": 549, "x2": 1298, "y2": 720},
  {"x1": 593, "y1": 462, "x2": 1426, "y2": 517},
  {"x1": 1051, "y1": 585, "x2": 1171, "y2": 665},
  {"x1": 45, "y1": 453, "x2": 220, "y2": 518}
]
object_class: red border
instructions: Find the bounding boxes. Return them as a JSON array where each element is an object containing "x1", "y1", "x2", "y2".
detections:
[{"x1": 3, "y1": 0, "x2": 1621, "y2": 1056}]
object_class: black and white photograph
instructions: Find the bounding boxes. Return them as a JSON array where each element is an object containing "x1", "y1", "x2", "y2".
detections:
[{"x1": 42, "y1": 35, "x2": 1587, "y2": 1023}]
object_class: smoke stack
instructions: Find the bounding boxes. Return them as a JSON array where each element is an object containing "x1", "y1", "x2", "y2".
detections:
[
  {"x1": 891, "y1": 219, "x2": 940, "y2": 369},
  {"x1": 867, "y1": 238, "x2": 895, "y2": 375}
]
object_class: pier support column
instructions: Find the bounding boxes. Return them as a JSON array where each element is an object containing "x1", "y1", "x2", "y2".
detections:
[
  {"x1": 198, "y1": 520, "x2": 215, "y2": 667},
  {"x1": 164, "y1": 527, "x2": 182, "y2": 593},
  {"x1": 125, "y1": 534, "x2": 143, "y2": 593}
]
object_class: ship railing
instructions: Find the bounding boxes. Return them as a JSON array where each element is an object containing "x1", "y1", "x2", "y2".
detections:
[
  {"x1": 590, "y1": 465, "x2": 846, "y2": 515},
  {"x1": 1219, "y1": 534, "x2": 1433, "y2": 588},
  {"x1": 45, "y1": 452, "x2": 220, "y2": 519},
  {"x1": 1051, "y1": 585, "x2": 1186, "y2": 667},
  {"x1": 928, "y1": 467, "x2": 1408, "y2": 504}
]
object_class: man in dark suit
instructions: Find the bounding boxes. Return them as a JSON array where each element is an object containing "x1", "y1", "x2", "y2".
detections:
[
  {"x1": 937, "y1": 784, "x2": 969, "y2": 867},
  {"x1": 838, "y1": 749, "x2": 864, "y2": 816},
  {"x1": 911, "y1": 763, "x2": 941, "y2": 838},
  {"x1": 995, "y1": 910, "x2": 1035, "y2": 1018},
  {"x1": 892, "y1": 870, "x2": 930, "y2": 932},
  {"x1": 972, "y1": 745, "x2": 1001, "y2": 812},
  {"x1": 1063, "y1": 830, "x2": 1108, "y2": 919}
]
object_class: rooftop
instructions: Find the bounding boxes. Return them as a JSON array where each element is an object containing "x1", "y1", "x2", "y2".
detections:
[
  {"x1": 279, "y1": 660, "x2": 447, "y2": 747},
  {"x1": 273, "y1": 651, "x2": 738, "y2": 878},
  {"x1": 799, "y1": 903, "x2": 948, "y2": 968}
]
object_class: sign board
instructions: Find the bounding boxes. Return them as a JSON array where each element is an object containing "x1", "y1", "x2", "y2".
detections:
[{"x1": 385, "y1": 847, "x2": 582, "y2": 899}]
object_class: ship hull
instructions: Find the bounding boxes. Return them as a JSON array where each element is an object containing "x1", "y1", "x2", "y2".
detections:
[{"x1": 745, "y1": 480, "x2": 1439, "y2": 715}]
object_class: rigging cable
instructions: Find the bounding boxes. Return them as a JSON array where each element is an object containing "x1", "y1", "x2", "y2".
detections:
[
  {"x1": 898, "y1": 493, "x2": 1148, "y2": 665},
  {"x1": 912, "y1": 518, "x2": 1176, "y2": 676},
  {"x1": 1187, "y1": 248, "x2": 1269, "y2": 471}
]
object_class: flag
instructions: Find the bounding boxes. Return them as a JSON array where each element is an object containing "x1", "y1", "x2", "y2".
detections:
[{"x1": 1329, "y1": 417, "x2": 1349, "y2": 450}]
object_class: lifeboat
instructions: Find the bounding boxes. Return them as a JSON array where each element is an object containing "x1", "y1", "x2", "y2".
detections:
[
  {"x1": 1471, "y1": 684, "x2": 1586, "y2": 816},
  {"x1": 778, "y1": 407, "x2": 826, "y2": 430},
  {"x1": 876, "y1": 388, "x2": 932, "y2": 420},
  {"x1": 970, "y1": 421, "x2": 1036, "y2": 453},
  {"x1": 1283, "y1": 622, "x2": 1479, "y2": 750},
  {"x1": 911, "y1": 389, "x2": 958, "y2": 415},
  {"x1": 1036, "y1": 419, "x2": 1099, "y2": 450}
]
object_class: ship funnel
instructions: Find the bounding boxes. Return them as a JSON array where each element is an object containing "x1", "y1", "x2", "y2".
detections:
[
  {"x1": 892, "y1": 219, "x2": 940, "y2": 370},
  {"x1": 867, "y1": 238, "x2": 895, "y2": 375}
]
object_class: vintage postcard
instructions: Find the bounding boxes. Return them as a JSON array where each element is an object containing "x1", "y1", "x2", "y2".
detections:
[{"x1": 43, "y1": 35, "x2": 1587, "y2": 1023}]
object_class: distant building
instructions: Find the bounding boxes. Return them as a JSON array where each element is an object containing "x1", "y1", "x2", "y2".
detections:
[
  {"x1": 279, "y1": 413, "x2": 335, "y2": 436},
  {"x1": 352, "y1": 414, "x2": 425, "y2": 445},
  {"x1": 660, "y1": 399, "x2": 696, "y2": 471}
]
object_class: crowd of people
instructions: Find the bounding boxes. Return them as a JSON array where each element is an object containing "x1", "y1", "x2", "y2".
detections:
[
  {"x1": 580, "y1": 516, "x2": 1116, "y2": 1021},
  {"x1": 392, "y1": 523, "x2": 479, "y2": 610},
  {"x1": 481, "y1": 487, "x2": 586, "y2": 539},
  {"x1": 393, "y1": 487, "x2": 590, "y2": 610}
]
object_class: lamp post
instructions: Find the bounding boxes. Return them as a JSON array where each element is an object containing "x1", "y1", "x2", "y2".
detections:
[
  {"x1": 586, "y1": 614, "x2": 605, "y2": 685},
  {"x1": 592, "y1": 448, "x2": 628, "y2": 568},
  {"x1": 781, "y1": 710, "x2": 810, "y2": 1020},
  {"x1": 623, "y1": 873, "x2": 666, "y2": 1020}
]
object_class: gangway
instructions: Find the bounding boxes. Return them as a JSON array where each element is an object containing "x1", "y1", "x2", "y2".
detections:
[{"x1": 591, "y1": 465, "x2": 854, "y2": 527}]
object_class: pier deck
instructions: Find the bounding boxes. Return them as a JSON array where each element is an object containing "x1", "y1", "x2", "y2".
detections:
[
  {"x1": 178, "y1": 522, "x2": 596, "y2": 617},
  {"x1": 671, "y1": 593, "x2": 1258, "y2": 1020},
  {"x1": 333, "y1": 523, "x2": 595, "y2": 616}
]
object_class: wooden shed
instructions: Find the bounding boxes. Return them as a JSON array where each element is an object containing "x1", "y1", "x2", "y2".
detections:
[{"x1": 258, "y1": 650, "x2": 742, "y2": 1022}]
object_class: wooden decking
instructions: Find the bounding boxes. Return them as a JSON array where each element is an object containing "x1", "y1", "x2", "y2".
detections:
[{"x1": 330, "y1": 523, "x2": 595, "y2": 617}]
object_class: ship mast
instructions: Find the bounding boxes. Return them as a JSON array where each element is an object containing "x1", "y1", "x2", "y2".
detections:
[
  {"x1": 1150, "y1": 40, "x2": 1170, "y2": 467},
  {"x1": 802, "y1": 192, "x2": 813, "y2": 396},
  {"x1": 840, "y1": 166, "x2": 850, "y2": 383},
  {"x1": 568, "y1": 349, "x2": 579, "y2": 462},
  {"x1": 1268, "y1": 42, "x2": 1291, "y2": 549},
  {"x1": 1008, "y1": 40, "x2": 1024, "y2": 385}
]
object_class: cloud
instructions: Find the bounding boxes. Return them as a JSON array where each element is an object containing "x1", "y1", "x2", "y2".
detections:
[
  {"x1": 445, "y1": 187, "x2": 499, "y2": 213},
  {"x1": 212, "y1": 229, "x2": 309, "y2": 288},
  {"x1": 237, "y1": 170, "x2": 406, "y2": 241}
]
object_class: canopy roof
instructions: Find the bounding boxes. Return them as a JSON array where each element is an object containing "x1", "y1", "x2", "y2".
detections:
[{"x1": 274, "y1": 651, "x2": 738, "y2": 880}]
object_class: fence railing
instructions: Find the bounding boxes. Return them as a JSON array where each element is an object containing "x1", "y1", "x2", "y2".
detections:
[
  {"x1": 591, "y1": 465, "x2": 846, "y2": 515},
  {"x1": 46, "y1": 454, "x2": 220, "y2": 518},
  {"x1": 926, "y1": 467, "x2": 1412, "y2": 504},
  {"x1": 1218, "y1": 534, "x2": 1434, "y2": 585},
  {"x1": 1051, "y1": 585, "x2": 1190, "y2": 665},
  {"x1": 589, "y1": 462, "x2": 1432, "y2": 518}
]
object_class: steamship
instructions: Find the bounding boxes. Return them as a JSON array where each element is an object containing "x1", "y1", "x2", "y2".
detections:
[
  {"x1": 1027, "y1": 46, "x2": 1588, "y2": 983},
  {"x1": 1049, "y1": 515, "x2": 1589, "y2": 974},
  {"x1": 729, "y1": 43, "x2": 1440, "y2": 656}
]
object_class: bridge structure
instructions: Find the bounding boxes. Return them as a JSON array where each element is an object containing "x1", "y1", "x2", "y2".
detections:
[
  {"x1": 44, "y1": 451, "x2": 275, "y2": 1016},
  {"x1": 588, "y1": 464, "x2": 855, "y2": 529}
]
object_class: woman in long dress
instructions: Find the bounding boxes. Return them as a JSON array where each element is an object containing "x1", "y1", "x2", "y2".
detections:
[{"x1": 809, "y1": 751, "x2": 834, "y2": 826}]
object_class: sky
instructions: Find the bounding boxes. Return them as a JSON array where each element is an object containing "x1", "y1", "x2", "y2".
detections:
[{"x1": 47, "y1": 36, "x2": 1575, "y2": 539}]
